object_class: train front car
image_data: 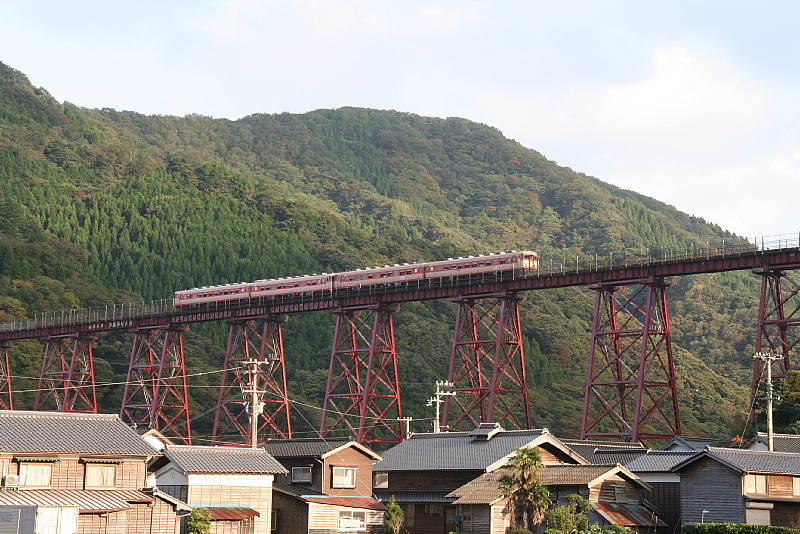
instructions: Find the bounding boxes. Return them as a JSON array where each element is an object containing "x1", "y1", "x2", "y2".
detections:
[
  {"x1": 520, "y1": 250, "x2": 539, "y2": 270},
  {"x1": 174, "y1": 282, "x2": 252, "y2": 307}
]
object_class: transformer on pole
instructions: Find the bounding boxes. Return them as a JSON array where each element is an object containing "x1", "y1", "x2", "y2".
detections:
[
  {"x1": 120, "y1": 324, "x2": 192, "y2": 444},
  {"x1": 0, "y1": 341, "x2": 12, "y2": 410},
  {"x1": 751, "y1": 268, "x2": 800, "y2": 420},
  {"x1": 443, "y1": 292, "x2": 531, "y2": 431},
  {"x1": 34, "y1": 333, "x2": 98, "y2": 413},
  {"x1": 581, "y1": 277, "x2": 681, "y2": 443},
  {"x1": 212, "y1": 315, "x2": 292, "y2": 446},
  {"x1": 320, "y1": 303, "x2": 403, "y2": 444}
]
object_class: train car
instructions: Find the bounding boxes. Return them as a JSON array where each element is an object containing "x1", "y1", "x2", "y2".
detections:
[
  {"x1": 423, "y1": 250, "x2": 538, "y2": 279},
  {"x1": 174, "y1": 282, "x2": 251, "y2": 307},
  {"x1": 250, "y1": 274, "x2": 333, "y2": 299},
  {"x1": 334, "y1": 262, "x2": 425, "y2": 290}
]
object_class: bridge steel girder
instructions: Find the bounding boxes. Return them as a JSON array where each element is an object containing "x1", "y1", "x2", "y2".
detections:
[
  {"x1": 212, "y1": 315, "x2": 292, "y2": 446},
  {"x1": 442, "y1": 292, "x2": 531, "y2": 432},
  {"x1": 0, "y1": 342, "x2": 12, "y2": 410},
  {"x1": 320, "y1": 303, "x2": 403, "y2": 445},
  {"x1": 34, "y1": 333, "x2": 98, "y2": 413},
  {"x1": 581, "y1": 277, "x2": 681, "y2": 443},
  {"x1": 751, "y1": 268, "x2": 800, "y2": 417},
  {"x1": 120, "y1": 324, "x2": 192, "y2": 444}
]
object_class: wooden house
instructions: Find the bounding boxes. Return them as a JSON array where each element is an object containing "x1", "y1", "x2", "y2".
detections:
[
  {"x1": 0, "y1": 410, "x2": 189, "y2": 534},
  {"x1": 149, "y1": 444, "x2": 287, "y2": 534},
  {"x1": 446, "y1": 463, "x2": 664, "y2": 533},
  {"x1": 373, "y1": 423, "x2": 586, "y2": 534},
  {"x1": 261, "y1": 438, "x2": 386, "y2": 534},
  {"x1": 673, "y1": 447, "x2": 800, "y2": 526}
]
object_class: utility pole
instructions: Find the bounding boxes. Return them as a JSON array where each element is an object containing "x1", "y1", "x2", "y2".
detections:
[
  {"x1": 426, "y1": 381, "x2": 455, "y2": 433},
  {"x1": 397, "y1": 417, "x2": 412, "y2": 440},
  {"x1": 243, "y1": 359, "x2": 267, "y2": 448},
  {"x1": 754, "y1": 352, "x2": 781, "y2": 451}
]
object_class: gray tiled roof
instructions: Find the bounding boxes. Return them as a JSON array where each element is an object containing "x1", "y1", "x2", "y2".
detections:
[
  {"x1": 661, "y1": 435, "x2": 717, "y2": 451},
  {"x1": 262, "y1": 438, "x2": 353, "y2": 458},
  {"x1": 0, "y1": 489, "x2": 153, "y2": 512},
  {"x1": 0, "y1": 411, "x2": 158, "y2": 456},
  {"x1": 676, "y1": 447, "x2": 800, "y2": 475},
  {"x1": 624, "y1": 450, "x2": 700, "y2": 472},
  {"x1": 559, "y1": 439, "x2": 648, "y2": 465},
  {"x1": 163, "y1": 445, "x2": 287, "y2": 474},
  {"x1": 748, "y1": 433, "x2": 800, "y2": 453},
  {"x1": 375, "y1": 428, "x2": 552, "y2": 472},
  {"x1": 274, "y1": 483, "x2": 327, "y2": 497}
]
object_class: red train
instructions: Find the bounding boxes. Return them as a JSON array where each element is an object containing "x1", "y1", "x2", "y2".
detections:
[{"x1": 174, "y1": 251, "x2": 539, "y2": 307}]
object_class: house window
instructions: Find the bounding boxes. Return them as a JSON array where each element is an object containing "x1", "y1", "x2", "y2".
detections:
[
  {"x1": 614, "y1": 483, "x2": 628, "y2": 504},
  {"x1": 338, "y1": 510, "x2": 366, "y2": 530},
  {"x1": 794, "y1": 477, "x2": 800, "y2": 497},
  {"x1": 744, "y1": 474, "x2": 768, "y2": 494},
  {"x1": 85, "y1": 464, "x2": 117, "y2": 488},
  {"x1": 292, "y1": 466, "x2": 312, "y2": 483},
  {"x1": 332, "y1": 467, "x2": 356, "y2": 488},
  {"x1": 18, "y1": 463, "x2": 52, "y2": 487},
  {"x1": 424, "y1": 504, "x2": 443, "y2": 517},
  {"x1": 402, "y1": 505, "x2": 415, "y2": 527}
]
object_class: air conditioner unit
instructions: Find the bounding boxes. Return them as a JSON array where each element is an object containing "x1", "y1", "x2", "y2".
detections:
[{"x1": 2, "y1": 474, "x2": 19, "y2": 488}]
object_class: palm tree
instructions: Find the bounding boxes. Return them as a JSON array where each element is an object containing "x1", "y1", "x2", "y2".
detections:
[{"x1": 498, "y1": 447, "x2": 550, "y2": 531}]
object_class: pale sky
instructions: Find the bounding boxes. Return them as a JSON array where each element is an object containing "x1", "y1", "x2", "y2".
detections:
[{"x1": 1, "y1": 1, "x2": 798, "y2": 240}]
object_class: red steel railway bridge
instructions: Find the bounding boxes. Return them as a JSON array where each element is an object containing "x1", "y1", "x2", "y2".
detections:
[{"x1": 0, "y1": 236, "x2": 798, "y2": 446}]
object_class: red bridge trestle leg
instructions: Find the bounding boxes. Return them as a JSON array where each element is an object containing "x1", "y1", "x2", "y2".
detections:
[
  {"x1": 34, "y1": 333, "x2": 98, "y2": 413},
  {"x1": 120, "y1": 324, "x2": 192, "y2": 444},
  {"x1": 581, "y1": 277, "x2": 681, "y2": 443},
  {"x1": 442, "y1": 292, "x2": 531, "y2": 432},
  {"x1": 212, "y1": 315, "x2": 292, "y2": 446},
  {"x1": 751, "y1": 269, "x2": 800, "y2": 420},
  {"x1": 0, "y1": 342, "x2": 12, "y2": 410},
  {"x1": 320, "y1": 304, "x2": 403, "y2": 445}
]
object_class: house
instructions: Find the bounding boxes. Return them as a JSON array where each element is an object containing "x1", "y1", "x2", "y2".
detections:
[
  {"x1": 660, "y1": 436, "x2": 717, "y2": 451},
  {"x1": 0, "y1": 410, "x2": 189, "y2": 534},
  {"x1": 558, "y1": 439, "x2": 648, "y2": 465},
  {"x1": 745, "y1": 432, "x2": 800, "y2": 453},
  {"x1": 672, "y1": 447, "x2": 800, "y2": 526},
  {"x1": 624, "y1": 450, "x2": 700, "y2": 532},
  {"x1": 445, "y1": 463, "x2": 665, "y2": 533},
  {"x1": 149, "y1": 444, "x2": 288, "y2": 534},
  {"x1": 261, "y1": 437, "x2": 386, "y2": 534},
  {"x1": 373, "y1": 423, "x2": 586, "y2": 534}
]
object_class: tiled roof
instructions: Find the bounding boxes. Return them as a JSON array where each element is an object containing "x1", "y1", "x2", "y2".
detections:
[
  {"x1": 747, "y1": 433, "x2": 800, "y2": 453},
  {"x1": 262, "y1": 438, "x2": 354, "y2": 458},
  {"x1": 675, "y1": 447, "x2": 800, "y2": 475},
  {"x1": 376, "y1": 428, "x2": 559, "y2": 472},
  {"x1": 661, "y1": 435, "x2": 717, "y2": 451},
  {"x1": 0, "y1": 411, "x2": 158, "y2": 456},
  {"x1": 274, "y1": 483, "x2": 327, "y2": 497},
  {"x1": 162, "y1": 445, "x2": 287, "y2": 474},
  {"x1": 559, "y1": 439, "x2": 648, "y2": 465},
  {"x1": 375, "y1": 490, "x2": 454, "y2": 504},
  {"x1": 624, "y1": 450, "x2": 701, "y2": 472},
  {"x1": 447, "y1": 464, "x2": 633, "y2": 505},
  {"x1": 0, "y1": 489, "x2": 153, "y2": 512}
]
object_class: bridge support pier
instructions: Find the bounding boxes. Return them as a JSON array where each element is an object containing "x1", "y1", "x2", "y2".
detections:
[
  {"x1": 751, "y1": 267, "x2": 800, "y2": 419},
  {"x1": 212, "y1": 315, "x2": 292, "y2": 446},
  {"x1": 120, "y1": 324, "x2": 192, "y2": 444},
  {"x1": 34, "y1": 333, "x2": 98, "y2": 413},
  {"x1": 442, "y1": 292, "x2": 531, "y2": 431},
  {"x1": 581, "y1": 277, "x2": 681, "y2": 443},
  {"x1": 0, "y1": 341, "x2": 12, "y2": 410},
  {"x1": 321, "y1": 304, "x2": 403, "y2": 445}
]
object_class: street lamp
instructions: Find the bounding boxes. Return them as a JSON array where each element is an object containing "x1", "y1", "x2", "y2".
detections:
[{"x1": 701, "y1": 510, "x2": 709, "y2": 523}]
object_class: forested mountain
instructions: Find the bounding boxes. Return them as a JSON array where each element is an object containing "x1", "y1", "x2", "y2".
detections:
[{"x1": 0, "y1": 61, "x2": 771, "y2": 441}]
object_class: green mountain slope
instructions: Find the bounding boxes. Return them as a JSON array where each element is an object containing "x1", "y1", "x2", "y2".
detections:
[{"x1": 0, "y1": 61, "x2": 759, "y2": 441}]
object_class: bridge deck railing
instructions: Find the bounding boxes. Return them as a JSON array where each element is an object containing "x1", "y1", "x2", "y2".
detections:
[{"x1": 1, "y1": 233, "x2": 797, "y2": 335}]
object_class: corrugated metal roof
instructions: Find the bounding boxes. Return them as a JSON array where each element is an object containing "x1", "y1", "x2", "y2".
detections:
[
  {"x1": 200, "y1": 507, "x2": 259, "y2": 521},
  {"x1": 0, "y1": 410, "x2": 158, "y2": 456},
  {"x1": 376, "y1": 428, "x2": 557, "y2": 472},
  {"x1": 162, "y1": 445, "x2": 287, "y2": 474},
  {"x1": 593, "y1": 503, "x2": 667, "y2": 527},
  {"x1": 0, "y1": 489, "x2": 154, "y2": 512}
]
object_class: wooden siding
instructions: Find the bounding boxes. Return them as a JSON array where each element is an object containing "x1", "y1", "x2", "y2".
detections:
[
  {"x1": 77, "y1": 510, "x2": 128, "y2": 534},
  {"x1": 770, "y1": 502, "x2": 800, "y2": 528},
  {"x1": 187, "y1": 485, "x2": 273, "y2": 534},
  {"x1": 272, "y1": 491, "x2": 309, "y2": 534},
  {"x1": 767, "y1": 475, "x2": 794, "y2": 498},
  {"x1": 490, "y1": 502, "x2": 509, "y2": 534},
  {"x1": 323, "y1": 448, "x2": 375, "y2": 496},
  {"x1": 640, "y1": 481, "x2": 680, "y2": 533},
  {"x1": 274, "y1": 457, "x2": 323, "y2": 494},
  {"x1": 127, "y1": 500, "x2": 181, "y2": 534},
  {"x1": 307, "y1": 502, "x2": 383, "y2": 534},
  {"x1": 7, "y1": 458, "x2": 146, "y2": 491},
  {"x1": 388, "y1": 470, "x2": 484, "y2": 491},
  {"x1": 680, "y1": 456, "x2": 744, "y2": 524}
]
